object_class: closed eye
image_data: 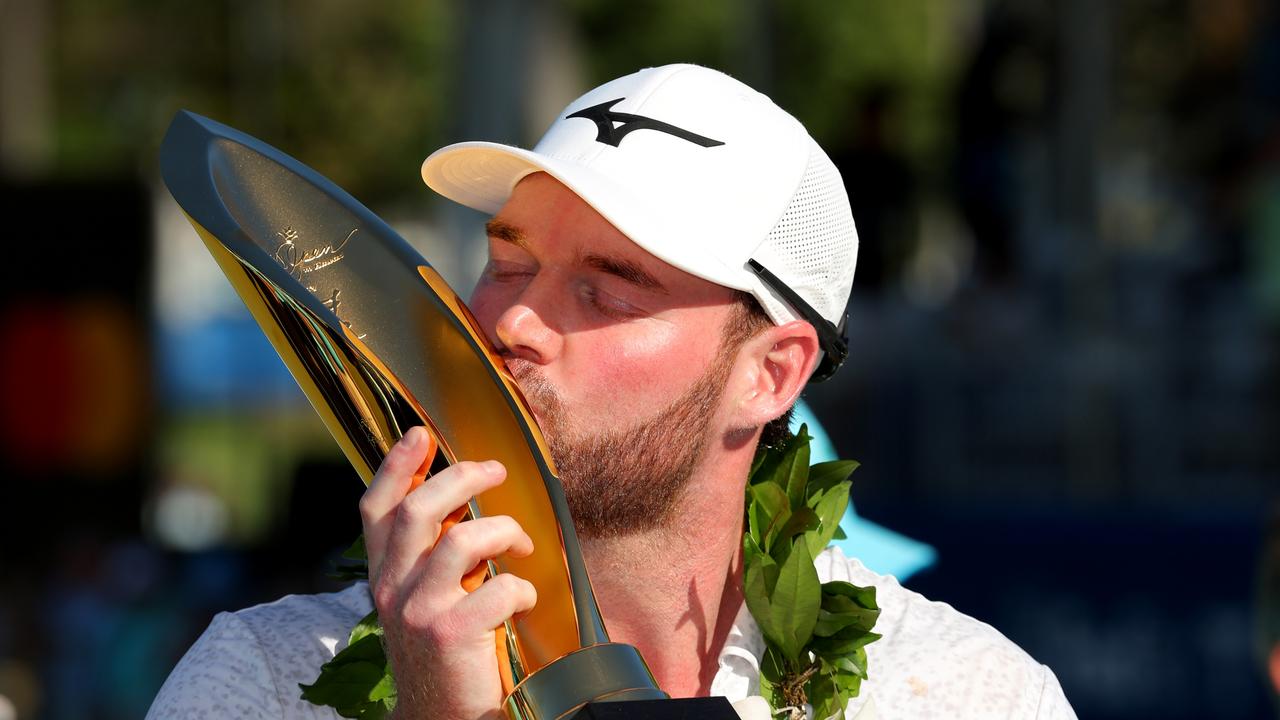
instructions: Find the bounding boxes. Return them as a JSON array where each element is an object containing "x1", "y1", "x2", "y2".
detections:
[
  {"x1": 581, "y1": 253, "x2": 667, "y2": 294},
  {"x1": 482, "y1": 260, "x2": 534, "y2": 282},
  {"x1": 580, "y1": 283, "x2": 642, "y2": 320}
]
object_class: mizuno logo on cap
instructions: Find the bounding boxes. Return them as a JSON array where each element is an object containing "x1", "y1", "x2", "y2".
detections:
[{"x1": 567, "y1": 98, "x2": 725, "y2": 148}]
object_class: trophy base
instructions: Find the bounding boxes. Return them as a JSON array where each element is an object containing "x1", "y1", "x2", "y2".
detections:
[
  {"x1": 570, "y1": 697, "x2": 739, "y2": 719},
  {"x1": 505, "y1": 643, "x2": 668, "y2": 719}
]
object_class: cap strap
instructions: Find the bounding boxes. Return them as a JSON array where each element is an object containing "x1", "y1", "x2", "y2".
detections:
[{"x1": 746, "y1": 259, "x2": 848, "y2": 383}]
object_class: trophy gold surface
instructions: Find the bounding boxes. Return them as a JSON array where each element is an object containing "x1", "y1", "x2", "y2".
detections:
[{"x1": 159, "y1": 111, "x2": 737, "y2": 719}]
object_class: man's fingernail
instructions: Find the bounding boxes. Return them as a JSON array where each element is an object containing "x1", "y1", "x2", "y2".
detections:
[{"x1": 482, "y1": 460, "x2": 504, "y2": 475}]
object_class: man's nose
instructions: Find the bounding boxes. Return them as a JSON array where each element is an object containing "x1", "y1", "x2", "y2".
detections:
[{"x1": 494, "y1": 299, "x2": 562, "y2": 365}]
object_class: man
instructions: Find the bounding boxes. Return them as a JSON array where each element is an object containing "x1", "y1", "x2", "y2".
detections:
[{"x1": 148, "y1": 64, "x2": 1075, "y2": 719}]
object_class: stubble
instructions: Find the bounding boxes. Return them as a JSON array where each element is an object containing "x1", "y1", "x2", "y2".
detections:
[{"x1": 506, "y1": 344, "x2": 737, "y2": 540}]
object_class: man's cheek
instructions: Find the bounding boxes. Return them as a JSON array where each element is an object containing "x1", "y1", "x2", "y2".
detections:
[
  {"x1": 612, "y1": 321, "x2": 681, "y2": 362},
  {"x1": 599, "y1": 328, "x2": 710, "y2": 396},
  {"x1": 614, "y1": 324, "x2": 716, "y2": 371},
  {"x1": 600, "y1": 341, "x2": 664, "y2": 383}
]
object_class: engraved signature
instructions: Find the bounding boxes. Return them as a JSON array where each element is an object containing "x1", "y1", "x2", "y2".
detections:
[
  {"x1": 274, "y1": 226, "x2": 357, "y2": 281},
  {"x1": 271, "y1": 226, "x2": 366, "y2": 339},
  {"x1": 321, "y1": 289, "x2": 367, "y2": 340}
]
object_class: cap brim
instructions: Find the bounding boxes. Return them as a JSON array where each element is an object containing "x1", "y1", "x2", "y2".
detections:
[
  {"x1": 421, "y1": 141, "x2": 545, "y2": 215},
  {"x1": 422, "y1": 142, "x2": 751, "y2": 293}
]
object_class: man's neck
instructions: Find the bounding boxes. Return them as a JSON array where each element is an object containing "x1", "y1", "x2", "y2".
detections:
[{"x1": 579, "y1": 445, "x2": 753, "y2": 698}]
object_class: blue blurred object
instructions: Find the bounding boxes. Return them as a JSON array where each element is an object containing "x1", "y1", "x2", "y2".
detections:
[
  {"x1": 156, "y1": 315, "x2": 300, "y2": 407},
  {"x1": 792, "y1": 401, "x2": 937, "y2": 580}
]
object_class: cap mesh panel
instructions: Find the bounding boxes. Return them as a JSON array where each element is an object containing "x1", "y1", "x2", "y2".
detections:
[{"x1": 761, "y1": 137, "x2": 858, "y2": 323}]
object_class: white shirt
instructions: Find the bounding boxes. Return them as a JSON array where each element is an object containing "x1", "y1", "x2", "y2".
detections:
[{"x1": 147, "y1": 547, "x2": 1076, "y2": 719}]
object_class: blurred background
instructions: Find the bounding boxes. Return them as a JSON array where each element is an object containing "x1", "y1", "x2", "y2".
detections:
[{"x1": 1, "y1": 0, "x2": 1278, "y2": 717}]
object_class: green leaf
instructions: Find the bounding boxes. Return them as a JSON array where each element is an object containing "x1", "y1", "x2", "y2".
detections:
[
  {"x1": 832, "y1": 525, "x2": 848, "y2": 540},
  {"x1": 811, "y1": 627, "x2": 882, "y2": 658},
  {"x1": 808, "y1": 655, "x2": 867, "y2": 720},
  {"x1": 769, "y1": 540, "x2": 820, "y2": 662},
  {"x1": 779, "y1": 427, "x2": 813, "y2": 509},
  {"x1": 348, "y1": 609, "x2": 382, "y2": 645},
  {"x1": 805, "y1": 482, "x2": 851, "y2": 557},
  {"x1": 366, "y1": 672, "x2": 396, "y2": 703},
  {"x1": 749, "y1": 424, "x2": 803, "y2": 481},
  {"x1": 762, "y1": 552, "x2": 782, "y2": 592},
  {"x1": 833, "y1": 653, "x2": 867, "y2": 678},
  {"x1": 341, "y1": 632, "x2": 387, "y2": 663},
  {"x1": 342, "y1": 535, "x2": 369, "y2": 563},
  {"x1": 300, "y1": 614, "x2": 396, "y2": 719},
  {"x1": 749, "y1": 445, "x2": 770, "y2": 482},
  {"x1": 746, "y1": 495, "x2": 765, "y2": 548},
  {"x1": 809, "y1": 654, "x2": 867, "y2": 709},
  {"x1": 813, "y1": 608, "x2": 865, "y2": 637},
  {"x1": 850, "y1": 648, "x2": 870, "y2": 679},
  {"x1": 758, "y1": 647, "x2": 786, "y2": 709},
  {"x1": 832, "y1": 672, "x2": 858, "y2": 715},
  {"x1": 744, "y1": 557, "x2": 781, "y2": 648},
  {"x1": 804, "y1": 478, "x2": 848, "y2": 512},
  {"x1": 811, "y1": 581, "x2": 880, "y2": 664},
  {"x1": 768, "y1": 531, "x2": 795, "y2": 570},
  {"x1": 806, "y1": 668, "x2": 837, "y2": 719},
  {"x1": 778, "y1": 506, "x2": 820, "y2": 542},
  {"x1": 808, "y1": 460, "x2": 859, "y2": 496},
  {"x1": 748, "y1": 482, "x2": 791, "y2": 550},
  {"x1": 822, "y1": 581, "x2": 878, "y2": 610},
  {"x1": 817, "y1": 597, "x2": 879, "y2": 633},
  {"x1": 743, "y1": 529, "x2": 765, "y2": 567},
  {"x1": 298, "y1": 655, "x2": 384, "y2": 704},
  {"x1": 750, "y1": 426, "x2": 811, "y2": 509},
  {"x1": 329, "y1": 535, "x2": 371, "y2": 581},
  {"x1": 836, "y1": 671, "x2": 862, "y2": 704}
]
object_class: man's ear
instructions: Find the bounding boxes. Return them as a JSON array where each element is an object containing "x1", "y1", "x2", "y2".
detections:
[{"x1": 729, "y1": 320, "x2": 821, "y2": 429}]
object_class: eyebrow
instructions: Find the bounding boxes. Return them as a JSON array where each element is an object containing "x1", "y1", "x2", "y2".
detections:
[
  {"x1": 582, "y1": 253, "x2": 668, "y2": 293},
  {"x1": 486, "y1": 219, "x2": 668, "y2": 294},
  {"x1": 485, "y1": 219, "x2": 529, "y2": 249}
]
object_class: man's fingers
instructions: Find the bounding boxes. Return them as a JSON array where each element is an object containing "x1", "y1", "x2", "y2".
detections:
[
  {"x1": 420, "y1": 515, "x2": 535, "y2": 586},
  {"x1": 377, "y1": 461, "x2": 509, "y2": 589},
  {"x1": 457, "y1": 573, "x2": 538, "y2": 631},
  {"x1": 359, "y1": 427, "x2": 433, "y2": 580}
]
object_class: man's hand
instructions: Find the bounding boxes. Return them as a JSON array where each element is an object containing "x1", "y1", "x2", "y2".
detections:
[{"x1": 360, "y1": 426, "x2": 537, "y2": 719}]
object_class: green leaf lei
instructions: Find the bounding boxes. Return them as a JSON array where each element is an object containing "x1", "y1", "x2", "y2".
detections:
[
  {"x1": 743, "y1": 426, "x2": 881, "y2": 719},
  {"x1": 299, "y1": 537, "x2": 396, "y2": 719},
  {"x1": 301, "y1": 427, "x2": 879, "y2": 719}
]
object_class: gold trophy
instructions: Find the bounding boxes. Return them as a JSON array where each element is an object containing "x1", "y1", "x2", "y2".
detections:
[{"x1": 159, "y1": 111, "x2": 738, "y2": 719}]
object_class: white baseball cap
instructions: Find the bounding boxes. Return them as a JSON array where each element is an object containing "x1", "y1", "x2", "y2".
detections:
[{"x1": 422, "y1": 63, "x2": 858, "y2": 380}]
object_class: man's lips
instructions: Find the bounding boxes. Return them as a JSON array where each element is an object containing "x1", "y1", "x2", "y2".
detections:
[{"x1": 502, "y1": 356, "x2": 552, "y2": 433}]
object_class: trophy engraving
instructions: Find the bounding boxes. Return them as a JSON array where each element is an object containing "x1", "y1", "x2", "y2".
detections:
[
  {"x1": 272, "y1": 225, "x2": 357, "y2": 280},
  {"x1": 269, "y1": 225, "x2": 367, "y2": 338},
  {"x1": 159, "y1": 110, "x2": 679, "y2": 719}
]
